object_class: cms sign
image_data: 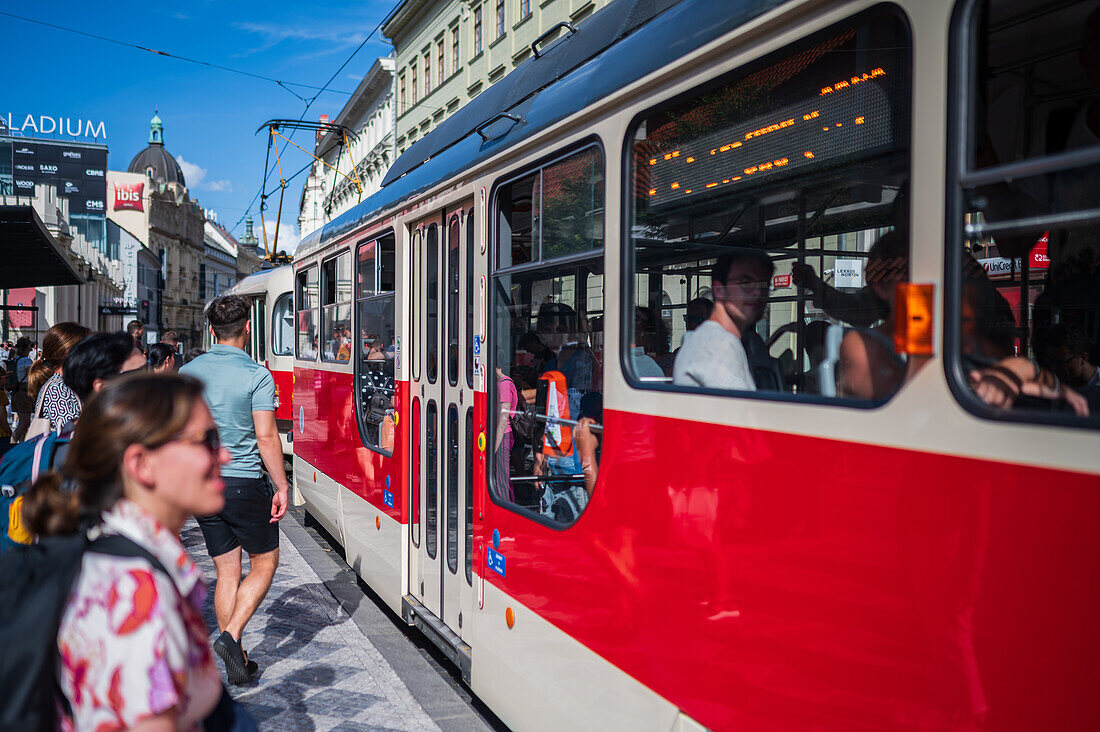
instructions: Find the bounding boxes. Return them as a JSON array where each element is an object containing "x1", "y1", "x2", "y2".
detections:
[{"x1": 113, "y1": 182, "x2": 144, "y2": 212}]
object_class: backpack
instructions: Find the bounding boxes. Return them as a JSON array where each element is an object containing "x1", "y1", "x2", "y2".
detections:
[
  {"x1": 0, "y1": 532, "x2": 167, "y2": 732},
  {"x1": 502, "y1": 376, "x2": 541, "y2": 444},
  {"x1": 0, "y1": 430, "x2": 71, "y2": 555}
]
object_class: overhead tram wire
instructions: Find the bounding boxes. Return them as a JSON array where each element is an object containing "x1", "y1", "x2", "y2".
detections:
[
  {"x1": 0, "y1": 11, "x2": 353, "y2": 99},
  {"x1": 233, "y1": 0, "x2": 400, "y2": 236}
]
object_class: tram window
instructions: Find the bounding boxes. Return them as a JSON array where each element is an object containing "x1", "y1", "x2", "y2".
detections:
[
  {"x1": 412, "y1": 228, "x2": 421, "y2": 381},
  {"x1": 466, "y1": 209, "x2": 475, "y2": 388},
  {"x1": 950, "y1": 0, "x2": 1100, "y2": 425},
  {"x1": 497, "y1": 146, "x2": 604, "y2": 269},
  {"x1": 426, "y1": 400, "x2": 438, "y2": 559},
  {"x1": 272, "y1": 293, "x2": 293, "y2": 357},
  {"x1": 412, "y1": 397, "x2": 421, "y2": 547},
  {"x1": 427, "y1": 223, "x2": 440, "y2": 383},
  {"x1": 464, "y1": 407, "x2": 473, "y2": 585},
  {"x1": 625, "y1": 9, "x2": 911, "y2": 403},
  {"x1": 295, "y1": 266, "x2": 319, "y2": 360},
  {"x1": 321, "y1": 251, "x2": 353, "y2": 363},
  {"x1": 491, "y1": 147, "x2": 605, "y2": 526},
  {"x1": 447, "y1": 214, "x2": 461, "y2": 386},
  {"x1": 356, "y1": 235, "x2": 397, "y2": 454},
  {"x1": 446, "y1": 405, "x2": 459, "y2": 574}
]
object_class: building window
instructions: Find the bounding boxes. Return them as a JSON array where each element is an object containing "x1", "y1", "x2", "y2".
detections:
[
  {"x1": 473, "y1": 6, "x2": 483, "y2": 55},
  {"x1": 519, "y1": 0, "x2": 530, "y2": 20},
  {"x1": 626, "y1": 8, "x2": 911, "y2": 402},
  {"x1": 452, "y1": 28, "x2": 460, "y2": 74},
  {"x1": 438, "y1": 40, "x2": 445, "y2": 85},
  {"x1": 424, "y1": 51, "x2": 432, "y2": 94},
  {"x1": 491, "y1": 144, "x2": 605, "y2": 526},
  {"x1": 496, "y1": 0, "x2": 505, "y2": 38},
  {"x1": 411, "y1": 61, "x2": 418, "y2": 104},
  {"x1": 399, "y1": 71, "x2": 405, "y2": 110}
]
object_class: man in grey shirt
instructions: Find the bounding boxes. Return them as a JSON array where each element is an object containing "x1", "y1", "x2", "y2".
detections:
[
  {"x1": 673, "y1": 249, "x2": 774, "y2": 390},
  {"x1": 182, "y1": 295, "x2": 289, "y2": 684}
]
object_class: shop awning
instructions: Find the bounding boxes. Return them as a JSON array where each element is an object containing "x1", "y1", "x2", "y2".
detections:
[{"x1": 0, "y1": 205, "x2": 84, "y2": 289}]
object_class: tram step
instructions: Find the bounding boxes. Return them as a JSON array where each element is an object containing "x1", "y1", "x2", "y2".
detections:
[{"x1": 401, "y1": 594, "x2": 472, "y2": 683}]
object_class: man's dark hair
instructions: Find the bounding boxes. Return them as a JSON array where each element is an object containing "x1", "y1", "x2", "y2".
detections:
[
  {"x1": 161, "y1": 330, "x2": 180, "y2": 346},
  {"x1": 64, "y1": 332, "x2": 139, "y2": 401},
  {"x1": 1035, "y1": 324, "x2": 1090, "y2": 367},
  {"x1": 206, "y1": 294, "x2": 250, "y2": 341},
  {"x1": 712, "y1": 248, "x2": 775, "y2": 286},
  {"x1": 126, "y1": 319, "x2": 144, "y2": 336},
  {"x1": 14, "y1": 336, "x2": 33, "y2": 357}
]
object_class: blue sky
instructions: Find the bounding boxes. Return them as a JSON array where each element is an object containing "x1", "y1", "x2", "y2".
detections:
[{"x1": 2, "y1": 0, "x2": 396, "y2": 251}]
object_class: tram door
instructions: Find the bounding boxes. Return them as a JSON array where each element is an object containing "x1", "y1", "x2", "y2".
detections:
[{"x1": 408, "y1": 206, "x2": 475, "y2": 633}]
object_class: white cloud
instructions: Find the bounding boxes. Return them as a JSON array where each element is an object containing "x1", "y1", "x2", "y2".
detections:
[
  {"x1": 175, "y1": 155, "x2": 232, "y2": 192},
  {"x1": 262, "y1": 220, "x2": 300, "y2": 255}
]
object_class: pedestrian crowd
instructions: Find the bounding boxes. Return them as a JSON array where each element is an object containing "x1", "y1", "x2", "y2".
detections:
[{"x1": 0, "y1": 296, "x2": 284, "y2": 731}]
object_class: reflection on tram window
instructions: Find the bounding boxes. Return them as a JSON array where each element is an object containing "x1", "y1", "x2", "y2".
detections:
[
  {"x1": 627, "y1": 9, "x2": 911, "y2": 402},
  {"x1": 356, "y1": 235, "x2": 397, "y2": 454},
  {"x1": 497, "y1": 145, "x2": 603, "y2": 268},
  {"x1": 491, "y1": 145, "x2": 605, "y2": 525},
  {"x1": 322, "y1": 250, "x2": 353, "y2": 363},
  {"x1": 296, "y1": 266, "x2": 319, "y2": 360},
  {"x1": 955, "y1": 0, "x2": 1100, "y2": 422},
  {"x1": 272, "y1": 293, "x2": 293, "y2": 357}
]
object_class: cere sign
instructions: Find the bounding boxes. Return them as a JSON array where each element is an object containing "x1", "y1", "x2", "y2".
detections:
[{"x1": 113, "y1": 182, "x2": 144, "y2": 212}]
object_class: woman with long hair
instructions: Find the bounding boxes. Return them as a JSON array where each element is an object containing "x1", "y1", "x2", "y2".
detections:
[
  {"x1": 26, "y1": 322, "x2": 91, "y2": 432},
  {"x1": 22, "y1": 374, "x2": 230, "y2": 730}
]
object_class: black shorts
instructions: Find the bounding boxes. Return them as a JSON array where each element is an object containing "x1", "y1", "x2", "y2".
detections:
[{"x1": 196, "y1": 475, "x2": 279, "y2": 557}]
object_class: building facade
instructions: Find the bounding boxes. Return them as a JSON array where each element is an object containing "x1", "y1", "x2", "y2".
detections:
[
  {"x1": 0, "y1": 130, "x2": 126, "y2": 341},
  {"x1": 298, "y1": 57, "x2": 396, "y2": 238},
  {"x1": 383, "y1": 0, "x2": 612, "y2": 154}
]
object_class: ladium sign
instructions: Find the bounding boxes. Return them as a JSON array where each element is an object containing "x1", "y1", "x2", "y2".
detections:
[{"x1": 113, "y1": 182, "x2": 144, "y2": 212}]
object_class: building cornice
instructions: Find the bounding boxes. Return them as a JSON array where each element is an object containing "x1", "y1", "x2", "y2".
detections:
[{"x1": 381, "y1": 0, "x2": 437, "y2": 42}]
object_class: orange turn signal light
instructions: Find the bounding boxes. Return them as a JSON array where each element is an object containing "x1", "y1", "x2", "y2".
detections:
[
  {"x1": 894, "y1": 283, "x2": 935, "y2": 356},
  {"x1": 505, "y1": 607, "x2": 515, "y2": 629}
]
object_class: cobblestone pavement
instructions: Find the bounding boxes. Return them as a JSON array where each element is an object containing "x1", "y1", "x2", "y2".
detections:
[{"x1": 181, "y1": 516, "x2": 441, "y2": 732}]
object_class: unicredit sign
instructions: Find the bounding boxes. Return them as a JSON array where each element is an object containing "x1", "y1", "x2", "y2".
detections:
[{"x1": 113, "y1": 182, "x2": 144, "y2": 212}]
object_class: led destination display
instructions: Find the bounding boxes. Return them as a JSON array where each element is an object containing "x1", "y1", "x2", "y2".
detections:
[{"x1": 644, "y1": 67, "x2": 900, "y2": 207}]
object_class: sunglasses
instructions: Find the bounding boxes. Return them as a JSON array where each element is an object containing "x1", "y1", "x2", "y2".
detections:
[{"x1": 171, "y1": 427, "x2": 222, "y2": 455}]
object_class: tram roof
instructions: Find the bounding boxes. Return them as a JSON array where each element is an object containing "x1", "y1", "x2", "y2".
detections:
[
  {"x1": 0, "y1": 205, "x2": 85, "y2": 289},
  {"x1": 305, "y1": 0, "x2": 788, "y2": 257}
]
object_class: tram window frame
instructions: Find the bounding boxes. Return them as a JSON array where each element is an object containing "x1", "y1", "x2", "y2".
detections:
[
  {"x1": 355, "y1": 233, "x2": 398, "y2": 456},
  {"x1": 447, "y1": 213, "x2": 462, "y2": 387},
  {"x1": 464, "y1": 407, "x2": 473, "y2": 585},
  {"x1": 412, "y1": 227, "x2": 421, "y2": 382},
  {"x1": 272, "y1": 292, "x2": 293, "y2": 357},
  {"x1": 466, "y1": 209, "x2": 475, "y2": 389},
  {"x1": 320, "y1": 249, "x2": 353, "y2": 364},
  {"x1": 621, "y1": 6, "x2": 913, "y2": 409},
  {"x1": 944, "y1": 0, "x2": 1100, "y2": 429},
  {"x1": 488, "y1": 139, "x2": 606, "y2": 529},
  {"x1": 295, "y1": 265, "x2": 319, "y2": 361},
  {"x1": 427, "y1": 223, "x2": 440, "y2": 384}
]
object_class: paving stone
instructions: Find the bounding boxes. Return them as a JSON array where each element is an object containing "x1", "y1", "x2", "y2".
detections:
[{"x1": 182, "y1": 518, "x2": 440, "y2": 731}]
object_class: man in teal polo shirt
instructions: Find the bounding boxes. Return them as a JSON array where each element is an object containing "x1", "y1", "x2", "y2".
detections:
[{"x1": 182, "y1": 294, "x2": 290, "y2": 684}]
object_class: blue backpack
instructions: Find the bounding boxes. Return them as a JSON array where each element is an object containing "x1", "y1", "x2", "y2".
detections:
[{"x1": 0, "y1": 430, "x2": 70, "y2": 554}]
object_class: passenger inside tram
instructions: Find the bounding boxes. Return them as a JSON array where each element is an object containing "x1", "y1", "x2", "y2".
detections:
[
  {"x1": 835, "y1": 230, "x2": 909, "y2": 401},
  {"x1": 672, "y1": 248, "x2": 773, "y2": 391}
]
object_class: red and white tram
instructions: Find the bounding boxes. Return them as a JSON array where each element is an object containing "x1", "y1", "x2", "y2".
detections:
[
  {"x1": 291, "y1": 0, "x2": 1100, "y2": 729},
  {"x1": 221, "y1": 266, "x2": 295, "y2": 455}
]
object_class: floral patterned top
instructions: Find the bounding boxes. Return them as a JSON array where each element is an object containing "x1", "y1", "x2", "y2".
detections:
[{"x1": 57, "y1": 500, "x2": 222, "y2": 731}]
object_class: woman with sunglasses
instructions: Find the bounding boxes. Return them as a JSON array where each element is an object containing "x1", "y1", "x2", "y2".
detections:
[{"x1": 22, "y1": 373, "x2": 231, "y2": 731}]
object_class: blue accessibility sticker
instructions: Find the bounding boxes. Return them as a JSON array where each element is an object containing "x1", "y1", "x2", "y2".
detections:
[
  {"x1": 383, "y1": 490, "x2": 394, "y2": 508},
  {"x1": 486, "y1": 546, "x2": 506, "y2": 577}
]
